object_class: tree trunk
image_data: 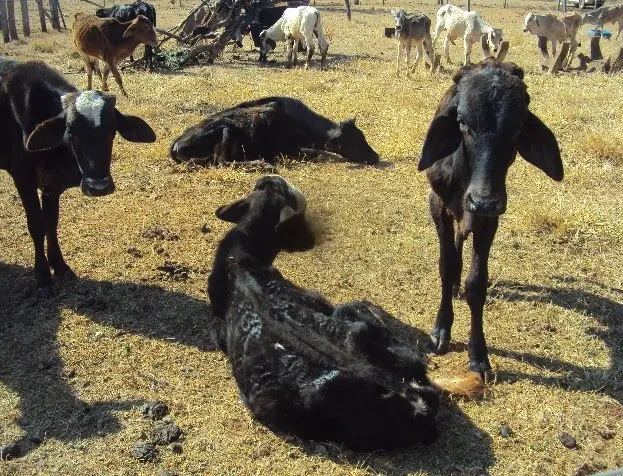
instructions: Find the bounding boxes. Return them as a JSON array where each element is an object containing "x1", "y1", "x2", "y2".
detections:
[
  {"x1": 7, "y1": 0, "x2": 18, "y2": 40},
  {"x1": 345, "y1": 0, "x2": 351, "y2": 20},
  {"x1": 35, "y1": 0, "x2": 46, "y2": 32},
  {"x1": 48, "y1": 0, "x2": 60, "y2": 30},
  {"x1": 0, "y1": 0, "x2": 10, "y2": 42},
  {"x1": 20, "y1": 0, "x2": 29, "y2": 36}
]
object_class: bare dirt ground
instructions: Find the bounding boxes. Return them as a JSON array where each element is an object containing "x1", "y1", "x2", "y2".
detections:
[{"x1": 1, "y1": 0, "x2": 622, "y2": 474}]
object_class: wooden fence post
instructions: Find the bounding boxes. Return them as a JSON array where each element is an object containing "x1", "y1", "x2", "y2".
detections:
[
  {"x1": 20, "y1": 0, "x2": 29, "y2": 36},
  {"x1": 345, "y1": 0, "x2": 351, "y2": 20},
  {"x1": 7, "y1": 0, "x2": 18, "y2": 40},
  {"x1": 49, "y1": 0, "x2": 61, "y2": 30},
  {"x1": 35, "y1": 0, "x2": 47, "y2": 32}
]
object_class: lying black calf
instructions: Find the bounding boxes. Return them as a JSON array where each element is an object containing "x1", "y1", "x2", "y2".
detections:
[{"x1": 208, "y1": 176, "x2": 480, "y2": 450}]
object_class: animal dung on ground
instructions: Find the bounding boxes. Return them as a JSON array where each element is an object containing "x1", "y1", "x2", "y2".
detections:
[
  {"x1": 151, "y1": 422, "x2": 183, "y2": 445},
  {"x1": 141, "y1": 401, "x2": 170, "y2": 420},
  {"x1": 130, "y1": 441, "x2": 158, "y2": 462},
  {"x1": 559, "y1": 431, "x2": 577, "y2": 449}
]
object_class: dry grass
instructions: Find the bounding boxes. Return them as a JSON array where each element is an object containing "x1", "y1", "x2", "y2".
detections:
[{"x1": 1, "y1": 0, "x2": 622, "y2": 474}]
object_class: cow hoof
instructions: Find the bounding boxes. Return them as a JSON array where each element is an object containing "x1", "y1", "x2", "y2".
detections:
[
  {"x1": 37, "y1": 285, "x2": 56, "y2": 299},
  {"x1": 55, "y1": 268, "x2": 77, "y2": 282},
  {"x1": 469, "y1": 360, "x2": 492, "y2": 384},
  {"x1": 430, "y1": 328, "x2": 450, "y2": 355}
]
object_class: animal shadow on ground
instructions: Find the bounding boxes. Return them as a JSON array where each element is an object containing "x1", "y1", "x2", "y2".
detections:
[
  {"x1": 488, "y1": 278, "x2": 623, "y2": 403},
  {"x1": 0, "y1": 262, "x2": 214, "y2": 458},
  {"x1": 277, "y1": 306, "x2": 494, "y2": 475}
]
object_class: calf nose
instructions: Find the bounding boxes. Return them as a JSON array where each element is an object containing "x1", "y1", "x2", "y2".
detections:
[
  {"x1": 465, "y1": 194, "x2": 505, "y2": 217},
  {"x1": 81, "y1": 176, "x2": 115, "y2": 197},
  {"x1": 169, "y1": 142, "x2": 185, "y2": 163}
]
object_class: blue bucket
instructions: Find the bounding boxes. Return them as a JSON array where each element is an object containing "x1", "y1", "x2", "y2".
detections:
[{"x1": 588, "y1": 28, "x2": 612, "y2": 39}]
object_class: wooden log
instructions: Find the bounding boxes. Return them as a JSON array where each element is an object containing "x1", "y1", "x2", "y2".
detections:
[
  {"x1": 35, "y1": 0, "x2": 47, "y2": 32},
  {"x1": 48, "y1": 0, "x2": 60, "y2": 30},
  {"x1": 20, "y1": 0, "x2": 29, "y2": 36},
  {"x1": 57, "y1": 0, "x2": 66, "y2": 28},
  {"x1": 480, "y1": 34, "x2": 509, "y2": 62},
  {"x1": 538, "y1": 36, "x2": 569, "y2": 74},
  {"x1": 7, "y1": 0, "x2": 19, "y2": 40},
  {"x1": 78, "y1": 0, "x2": 104, "y2": 8},
  {"x1": 156, "y1": 26, "x2": 192, "y2": 43},
  {"x1": 590, "y1": 35, "x2": 603, "y2": 61}
]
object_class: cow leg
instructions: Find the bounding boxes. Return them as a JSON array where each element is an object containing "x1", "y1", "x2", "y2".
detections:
[
  {"x1": 285, "y1": 38, "x2": 294, "y2": 68},
  {"x1": 443, "y1": 32, "x2": 452, "y2": 64},
  {"x1": 396, "y1": 41, "x2": 403, "y2": 76},
  {"x1": 305, "y1": 37, "x2": 315, "y2": 70},
  {"x1": 92, "y1": 59, "x2": 103, "y2": 83},
  {"x1": 13, "y1": 177, "x2": 53, "y2": 295},
  {"x1": 101, "y1": 63, "x2": 110, "y2": 92},
  {"x1": 405, "y1": 40, "x2": 412, "y2": 76},
  {"x1": 463, "y1": 37, "x2": 472, "y2": 65},
  {"x1": 410, "y1": 42, "x2": 423, "y2": 73},
  {"x1": 429, "y1": 192, "x2": 458, "y2": 355},
  {"x1": 41, "y1": 192, "x2": 76, "y2": 281},
  {"x1": 79, "y1": 53, "x2": 93, "y2": 90},
  {"x1": 107, "y1": 61, "x2": 128, "y2": 97},
  {"x1": 145, "y1": 45, "x2": 153, "y2": 71},
  {"x1": 616, "y1": 21, "x2": 623, "y2": 40},
  {"x1": 464, "y1": 216, "x2": 498, "y2": 381},
  {"x1": 566, "y1": 39, "x2": 577, "y2": 68},
  {"x1": 551, "y1": 40, "x2": 557, "y2": 58},
  {"x1": 453, "y1": 230, "x2": 465, "y2": 297}
]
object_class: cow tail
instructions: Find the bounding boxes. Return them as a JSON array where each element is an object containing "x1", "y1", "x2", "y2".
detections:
[{"x1": 433, "y1": 372, "x2": 484, "y2": 400}]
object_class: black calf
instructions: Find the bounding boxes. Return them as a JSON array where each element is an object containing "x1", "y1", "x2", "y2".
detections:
[
  {"x1": 207, "y1": 176, "x2": 480, "y2": 450},
  {"x1": 418, "y1": 61, "x2": 563, "y2": 380}
]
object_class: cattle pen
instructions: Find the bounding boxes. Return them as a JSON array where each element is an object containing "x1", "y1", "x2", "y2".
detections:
[{"x1": 1, "y1": 0, "x2": 622, "y2": 474}]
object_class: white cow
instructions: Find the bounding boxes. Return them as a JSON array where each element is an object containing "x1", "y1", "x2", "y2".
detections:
[
  {"x1": 432, "y1": 5, "x2": 503, "y2": 66},
  {"x1": 523, "y1": 12, "x2": 581, "y2": 68},
  {"x1": 259, "y1": 6, "x2": 330, "y2": 70}
]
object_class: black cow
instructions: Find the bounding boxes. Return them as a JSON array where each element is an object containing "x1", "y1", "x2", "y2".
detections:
[
  {"x1": 95, "y1": 0, "x2": 157, "y2": 70},
  {"x1": 248, "y1": 5, "x2": 288, "y2": 48},
  {"x1": 208, "y1": 175, "x2": 481, "y2": 450},
  {"x1": 418, "y1": 60, "x2": 563, "y2": 380},
  {"x1": 0, "y1": 59, "x2": 156, "y2": 295},
  {"x1": 170, "y1": 97, "x2": 379, "y2": 166}
]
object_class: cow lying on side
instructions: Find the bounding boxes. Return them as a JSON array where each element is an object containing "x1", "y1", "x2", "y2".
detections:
[
  {"x1": 72, "y1": 13, "x2": 157, "y2": 97},
  {"x1": 259, "y1": 6, "x2": 330, "y2": 69},
  {"x1": 523, "y1": 12, "x2": 581, "y2": 68},
  {"x1": 169, "y1": 97, "x2": 379, "y2": 166},
  {"x1": 432, "y1": 4, "x2": 503, "y2": 66},
  {"x1": 391, "y1": 9, "x2": 435, "y2": 76},
  {"x1": 0, "y1": 59, "x2": 156, "y2": 295},
  {"x1": 418, "y1": 60, "x2": 563, "y2": 380},
  {"x1": 207, "y1": 175, "x2": 482, "y2": 450},
  {"x1": 95, "y1": 0, "x2": 157, "y2": 71}
]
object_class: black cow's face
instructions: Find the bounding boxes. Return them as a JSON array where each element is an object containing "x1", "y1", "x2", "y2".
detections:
[
  {"x1": 169, "y1": 122, "x2": 215, "y2": 164},
  {"x1": 215, "y1": 176, "x2": 315, "y2": 253},
  {"x1": 419, "y1": 62, "x2": 563, "y2": 217},
  {"x1": 325, "y1": 119, "x2": 380, "y2": 165},
  {"x1": 25, "y1": 90, "x2": 156, "y2": 197},
  {"x1": 259, "y1": 30, "x2": 276, "y2": 62}
]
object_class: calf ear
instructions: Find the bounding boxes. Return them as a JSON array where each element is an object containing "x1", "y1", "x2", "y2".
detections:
[
  {"x1": 215, "y1": 198, "x2": 250, "y2": 224},
  {"x1": 276, "y1": 207, "x2": 315, "y2": 252},
  {"x1": 116, "y1": 111, "x2": 156, "y2": 143},
  {"x1": 517, "y1": 111, "x2": 563, "y2": 181},
  {"x1": 25, "y1": 115, "x2": 66, "y2": 151},
  {"x1": 418, "y1": 102, "x2": 461, "y2": 171}
]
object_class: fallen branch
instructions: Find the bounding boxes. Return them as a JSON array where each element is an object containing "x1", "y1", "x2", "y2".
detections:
[{"x1": 156, "y1": 27, "x2": 192, "y2": 44}]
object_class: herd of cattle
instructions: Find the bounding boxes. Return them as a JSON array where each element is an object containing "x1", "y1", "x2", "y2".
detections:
[{"x1": 0, "y1": 0, "x2": 615, "y2": 454}]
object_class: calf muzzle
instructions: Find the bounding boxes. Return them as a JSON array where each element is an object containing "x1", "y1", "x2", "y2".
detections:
[
  {"x1": 465, "y1": 193, "x2": 506, "y2": 217},
  {"x1": 81, "y1": 176, "x2": 115, "y2": 197}
]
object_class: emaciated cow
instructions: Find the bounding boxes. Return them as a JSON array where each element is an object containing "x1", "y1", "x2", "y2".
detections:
[
  {"x1": 0, "y1": 59, "x2": 156, "y2": 295},
  {"x1": 208, "y1": 175, "x2": 482, "y2": 450},
  {"x1": 95, "y1": 0, "x2": 157, "y2": 71},
  {"x1": 418, "y1": 61, "x2": 563, "y2": 380},
  {"x1": 169, "y1": 97, "x2": 379, "y2": 166},
  {"x1": 391, "y1": 9, "x2": 435, "y2": 76}
]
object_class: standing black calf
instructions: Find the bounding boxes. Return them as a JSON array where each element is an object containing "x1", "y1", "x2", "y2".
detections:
[
  {"x1": 418, "y1": 60, "x2": 563, "y2": 380},
  {"x1": 96, "y1": 0, "x2": 157, "y2": 70},
  {"x1": 208, "y1": 176, "x2": 481, "y2": 450},
  {"x1": 0, "y1": 59, "x2": 156, "y2": 295}
]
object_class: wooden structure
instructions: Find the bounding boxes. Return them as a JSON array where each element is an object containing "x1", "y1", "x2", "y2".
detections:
[
  {"x1": 576, "y1": 33, "x2": 623, "y2": 73},
  {"x1": 537, "y1": 36, "x2": 570, "y2": 73},
  {"x1": 480, "y1": 34, "x2": 509, "y2": 62}
]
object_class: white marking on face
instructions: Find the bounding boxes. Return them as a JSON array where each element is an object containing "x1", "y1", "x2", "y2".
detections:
[
  {"x1": 74, "y1": 91, "x2": 106, "y2": 127},
  {"x1": 312, "y1": 370, "x2": 339, "y2": 389},
  {"x1": 410, "y1": 396, "x2": 429, "y2": 415},
  {"x1": 274, "y1": 343, "x2": 285, "y2": 350}
]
